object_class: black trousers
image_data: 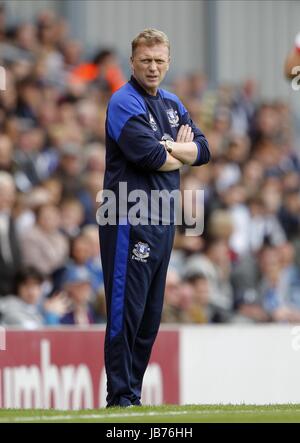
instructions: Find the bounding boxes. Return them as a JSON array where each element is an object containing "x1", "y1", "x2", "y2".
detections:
[{"x1": 99, "y1": 222, "x2": 175, "y2": 407}]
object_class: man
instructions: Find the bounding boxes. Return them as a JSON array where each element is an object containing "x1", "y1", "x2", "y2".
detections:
[
  {"x1": 0, "y1": 171, "x2": 23, "y2": 296},
  {"x1": 59, "y1": 266, "x2": 96, "y2": 325},
  {"x1": 99, "y1": 28, "x2": 210, "y2": 407}
]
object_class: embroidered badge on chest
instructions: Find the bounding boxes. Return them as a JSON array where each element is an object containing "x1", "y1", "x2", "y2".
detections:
[
  {"x1": 132, "y1": 241, "x2": 150, "y2": 263},
  {"x1": 166, "y1": 108, "x2": 179, "y2": 127},
  {"x1": 149, "y1": 113, "x2": 158, "y2": 131}
]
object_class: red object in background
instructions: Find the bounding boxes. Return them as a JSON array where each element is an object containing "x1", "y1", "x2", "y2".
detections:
[
  {"x1": 70, "y1": 63, "x2": 126, "y2": 93},
  {"x1": 70, "y1": 63, "x2": 99, "y2": 82},
  {"x1": 0, "y1": 328, "x2": 179, "y2": 409}
]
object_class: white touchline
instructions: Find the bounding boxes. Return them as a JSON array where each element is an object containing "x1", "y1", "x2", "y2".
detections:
[{"x1": 1, "y1": 408, "x2": 300, "y2": 422}]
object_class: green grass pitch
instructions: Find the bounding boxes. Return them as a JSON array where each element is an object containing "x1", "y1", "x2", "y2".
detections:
[{"x1": 0, "y1": 404, "x2": 300, "y2": 423}]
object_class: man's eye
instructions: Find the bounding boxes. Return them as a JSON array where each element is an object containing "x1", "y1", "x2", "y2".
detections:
[{"x1": 140, "y1": 59, "x2": 166, "y2": 65}]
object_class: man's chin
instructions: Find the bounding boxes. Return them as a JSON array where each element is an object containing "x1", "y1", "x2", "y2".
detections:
[
  {"x1": 148, "y1": 79, "x2": 159, "y2": 84},
  {"x1": 144, "y1": 80, "x2": 160, "y2": 90}
]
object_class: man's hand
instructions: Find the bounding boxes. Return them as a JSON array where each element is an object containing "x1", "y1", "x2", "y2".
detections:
[
  {"x1": 162, "y1": 127, "x2": 198, "y2": 165},
  {"x1": 176, "y1": 124, "x2": 194, "y2": 143},
  {"x1": 157, "y1": 124, "x2": 197, "y2": 170},
  {"x1": 158, "y1": 142, "x2": 184, "y2": 171}
]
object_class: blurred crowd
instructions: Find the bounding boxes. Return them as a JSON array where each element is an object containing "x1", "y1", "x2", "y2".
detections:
[{"x1": 0, "y1": 6, "x2": 300, "y2": 328}]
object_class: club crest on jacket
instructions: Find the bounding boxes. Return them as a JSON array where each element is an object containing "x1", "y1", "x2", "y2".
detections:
[
  {"x1": 132, "y1": 241, "x2": 150, "y2": 262},
  {"x1": 166, "y1": 108, "x2": 179, "y2": 127}
]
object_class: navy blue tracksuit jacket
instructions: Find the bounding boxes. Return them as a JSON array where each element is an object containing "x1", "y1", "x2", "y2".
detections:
[{"x1": 99, "y1": 75, "x2": 210, "y2": 407}]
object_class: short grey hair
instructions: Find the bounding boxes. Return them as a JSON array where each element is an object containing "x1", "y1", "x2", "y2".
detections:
[{"x1": 131, "y1": 28, "x2": 170, "y2": 56}]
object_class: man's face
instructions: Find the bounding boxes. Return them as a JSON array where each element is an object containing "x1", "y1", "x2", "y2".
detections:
[
  {"x1": 131, "y1": 43, "x2": 170, "y2": 95},
  {"x1": 38, "y1": 205, "x2": 61, "y2": 232}
]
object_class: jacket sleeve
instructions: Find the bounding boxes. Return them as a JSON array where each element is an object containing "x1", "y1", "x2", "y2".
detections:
[
  {"x1": 160, "y1": 89, "x2": 210, "y2": 166},
  {"x1": 106, "y1": 95, "x2": 167, "y2": 171},
  {"x1": 180, "y1": 108, "x2": 210, "y2": 166}
]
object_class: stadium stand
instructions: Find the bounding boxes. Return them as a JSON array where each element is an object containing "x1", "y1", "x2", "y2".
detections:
[{"x1": 0, "y1": 8, "x2": 300, "y2": 327}]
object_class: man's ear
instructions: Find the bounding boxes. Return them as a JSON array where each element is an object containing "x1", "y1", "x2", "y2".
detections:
[{"x1": 130, "y1": 56, "x2": 134, "y2": 73}]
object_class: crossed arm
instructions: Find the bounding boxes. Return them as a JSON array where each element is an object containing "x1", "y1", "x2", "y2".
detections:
[{"x1": 157, "y1": 124, "x2": 198, "y2": 172}]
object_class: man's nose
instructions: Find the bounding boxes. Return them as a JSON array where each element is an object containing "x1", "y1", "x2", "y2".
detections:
[{"x1": 149, "y1": 60, "x2": 157, "y2": 71}]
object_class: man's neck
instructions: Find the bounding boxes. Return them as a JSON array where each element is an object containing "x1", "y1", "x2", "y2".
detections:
[
  {"x1": 145, "y1": 86, "x2": 158, "y2": 96},
  {"x1": 132, "y1": 76, "x2": 158, "y2": 96}
]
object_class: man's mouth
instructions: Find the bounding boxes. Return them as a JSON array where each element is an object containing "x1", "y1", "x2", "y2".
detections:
[{"x1": 146, "y1": 76, "x2": 158, "y2": 80}]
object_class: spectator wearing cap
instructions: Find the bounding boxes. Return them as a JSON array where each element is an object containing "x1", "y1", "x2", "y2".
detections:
[
  {"x1": 61, "y1": 232, "x2": 102, "y2": 296},
  {"x1": 59, "y1": 266, "x2": 97, "y2": 325}
]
